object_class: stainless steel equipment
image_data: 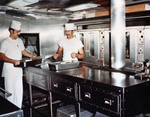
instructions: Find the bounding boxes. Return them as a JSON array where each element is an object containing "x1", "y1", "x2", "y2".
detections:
[
  {"x1": 135, "y1": 59, "x2": 150, "y2": 80},
  {"x1": 25, "y1": 67, "x2": 51, "y2": 91},
  {"x1": 0, "y1": 87, "x2": 12, "y2": 98},
  {"x1": 57, "y1": 105, "x2": 93, "y2": 117},
  {"x1": 95, "y1": 112, "x2": 109, "y2": 117},
  {"x1": 0, "y1": 87, "x2": 23, "y2": 117},
  {"x1": 135, "y1": 72, "x2": 150, "y2": 80},
  {"x1": 76, "y1": 26, "x2": 150, "y2": 74},
  {"x1": 24, "y1": 65, "x2": 150, "y2": 117},
  {"x1": 15, "y1": 57, "x2": 42, "y2": 68},
  {"x1": 48, "y1": 61, "x2": 80, "y2": 71}
]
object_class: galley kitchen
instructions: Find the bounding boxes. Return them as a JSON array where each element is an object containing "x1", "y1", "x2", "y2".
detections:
[{"x1": 0, "y1": 0, "x2": 150, "y2": 117}]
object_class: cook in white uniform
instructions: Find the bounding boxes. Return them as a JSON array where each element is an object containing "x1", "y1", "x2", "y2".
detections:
[
  {"x1": 53, "y1": 23, "x2": 84, "y2": 61},
  {"x1": 0, "y1": 20, "x2": 37, "y2": 108}
]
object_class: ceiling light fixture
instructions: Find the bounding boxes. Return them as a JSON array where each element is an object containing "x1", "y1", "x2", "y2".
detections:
[
  {"x1": 24, "y1": 0, "x2": 39, "y2": 4},
  {"x1": 7, "y1": 0, "x2": 39, "y2": 9},
  {"x1": 65, "y1": 3, "x2": 99, "y2": 12}
]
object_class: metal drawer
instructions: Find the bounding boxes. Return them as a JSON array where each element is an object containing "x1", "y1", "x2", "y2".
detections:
[
  {"x1": 80, "y1": 85, "x2": 121, "y2": 114},
  {"x1": 51, "y1": 76, "x2": 62, "y2": 92},
  {"x1": 61, "y1": 80, "x2": 77, "y2": 97},
  {"x1": 51, "y1": 76, "x2": 77, "y2": 98}
]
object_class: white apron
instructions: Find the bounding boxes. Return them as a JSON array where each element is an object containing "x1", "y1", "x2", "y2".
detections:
[
  {"x1": 2, "y1": 38, "x2": 23, "y2": 108},
  {"x1": 3, "y1": 63, "x2": 23, "y2": 108}
]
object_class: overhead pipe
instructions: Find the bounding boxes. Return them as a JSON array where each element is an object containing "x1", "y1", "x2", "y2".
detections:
[{"x1": 111, "y1": 0, "x2": 126, "y2": 69}]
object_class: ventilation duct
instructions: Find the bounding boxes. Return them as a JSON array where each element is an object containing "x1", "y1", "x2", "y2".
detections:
[
  {"x1": 6, "y1": 9, "x2": 36, "y2": 20},
  {"x1": 111, "y1": 0, "x2": 126, "y2": 69}
]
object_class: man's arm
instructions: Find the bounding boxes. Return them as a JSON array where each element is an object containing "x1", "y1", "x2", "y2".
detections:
[
  {"x1": 71, "y1": 47, "x2": 84, "y2": 59},
  {"x1": 0, "y1": 52, "x2": 20, "y2": 66},
  {"x1": 22, "y1": 49, "x2": 37, "y2": 59},
  {"x1": 77, "y1": 47, "x2": 84, "y2": 59},
  {"x1": 53, "y1": 46, "x2": 63, "y2": 60}
]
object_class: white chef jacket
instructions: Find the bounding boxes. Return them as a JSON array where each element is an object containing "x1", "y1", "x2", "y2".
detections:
[
  {"x1": 58, "y1": 37, "x2": 84, "y2": 61},
  {"x1": 0, "y1": 37, "x2": 25, "y2": 108}
]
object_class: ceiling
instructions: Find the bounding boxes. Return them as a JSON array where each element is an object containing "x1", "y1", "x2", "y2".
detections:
[{"x1": 0, "y1": 0, "x2": 149, "y2": 20}]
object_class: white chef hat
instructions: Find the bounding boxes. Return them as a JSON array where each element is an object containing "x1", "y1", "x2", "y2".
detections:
[
  {"x1": 65, "y1": 23, "x2": 75, "y2": 30},
  {"x1": 10, "y1": 20, "x2": 21, "y2": 30}
]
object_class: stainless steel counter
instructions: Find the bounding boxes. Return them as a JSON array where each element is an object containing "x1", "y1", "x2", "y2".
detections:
[
  {"x1": 24, "y1": 63, "x2": 150, "y2": 117},
  {"x1": 55, "y1": 64, "x2": 147, "y2": 88}
]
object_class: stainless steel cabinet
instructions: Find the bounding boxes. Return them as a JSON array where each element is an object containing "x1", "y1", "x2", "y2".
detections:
[
  {"x1": 25, "y1": 67, "x2": 50, "y2": 91},
  {"x1": 24, "y1": 67, "x2": 150, "y2": 117}
]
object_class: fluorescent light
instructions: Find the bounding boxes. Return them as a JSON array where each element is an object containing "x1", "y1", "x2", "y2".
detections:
[
  {"x1": 65, "y1": 3, "x2": 99, "y2": 11},
  {"x1": 24, "y1": 0, "x2": 39, "y2": 4},
  {"x1": 7, "y1": 0, "x2": 39, "y2": 8}
]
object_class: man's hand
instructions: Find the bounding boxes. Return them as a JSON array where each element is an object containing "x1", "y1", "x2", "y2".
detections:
[
  {"x1": 71, "y1": 52, "x2": 77, "y2": 58},
  {"x1": 53, "y1": 54, "x2": 59, "y2": 60},
  {"x1": 14, "y1": 60, "x2": 21, "y2": 66},
  {"x1": 31, "y1": 55, "x2": 37, "y2": 60}
]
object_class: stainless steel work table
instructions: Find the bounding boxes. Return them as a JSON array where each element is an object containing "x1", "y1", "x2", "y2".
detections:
[
  {"x1": 56, "y1": 64, "x2": 144, "y2": 87},
  {"x1": 24, "y1": 63, "x2": 150, "y2": 117}
]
